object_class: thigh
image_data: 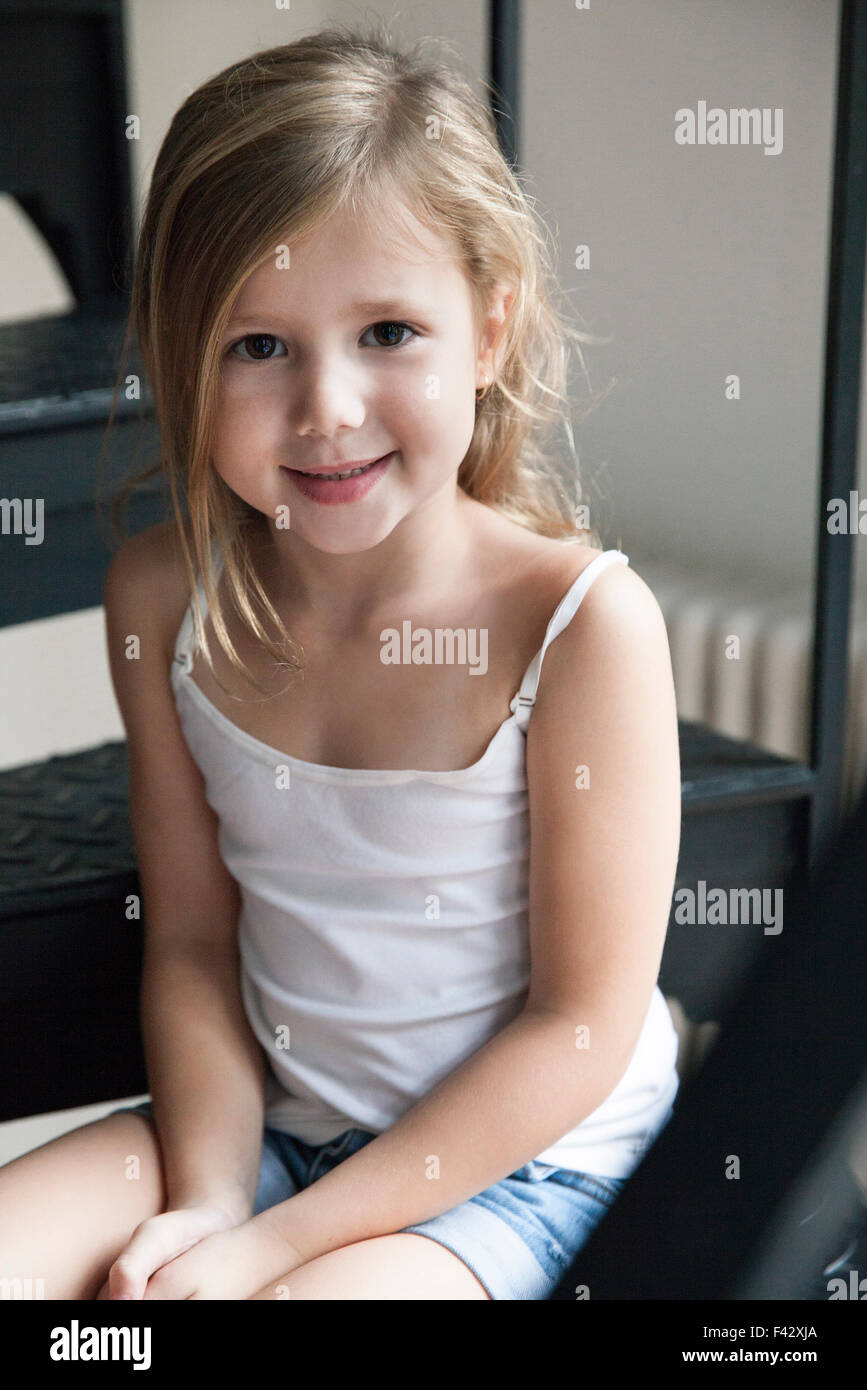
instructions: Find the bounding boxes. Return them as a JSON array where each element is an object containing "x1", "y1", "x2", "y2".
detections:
[
  {"x1": 0, "y1": 1110, "x2": 166, "y2": 1301},
  {"x1": 249, "y1": 1231, "x2": 491, "y2": 1300}
]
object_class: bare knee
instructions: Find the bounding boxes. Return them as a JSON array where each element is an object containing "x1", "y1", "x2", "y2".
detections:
[{"x1": 0, "y1": 1112, "x2": 167, "y2": 1300}]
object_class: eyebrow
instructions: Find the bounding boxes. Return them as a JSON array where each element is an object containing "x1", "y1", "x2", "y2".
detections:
[{"x1": 224, "y1": 299, "x2": 434, "y2": 330}]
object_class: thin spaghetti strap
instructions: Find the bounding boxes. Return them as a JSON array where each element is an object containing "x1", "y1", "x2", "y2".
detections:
[
  {"x1": 171, "y1": 536, "x2": 225, "y2": 677},
  {"x1": 509, "y1": 550, "x2": 630, "y2": 732}
]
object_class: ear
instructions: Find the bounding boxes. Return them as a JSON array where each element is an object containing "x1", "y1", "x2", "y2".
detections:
[{"x1": 476, "y1": 281, "x2": 515, "y2": 390}]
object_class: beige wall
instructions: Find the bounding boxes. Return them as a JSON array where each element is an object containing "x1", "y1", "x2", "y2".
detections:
[
  {"x1": 522, "y1": 0, "x2": 854, "y2": 599},
  {"x1": 121, "y1": 0, "x2": 485, "y2": 229}
]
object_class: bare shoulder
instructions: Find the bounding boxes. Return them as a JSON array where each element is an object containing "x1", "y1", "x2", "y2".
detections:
[
  {"x1": 523, "y1": 537, "x2": 674, "y2": 720},
  {"x1": 554, "y1": 544, "x2": 665, "y2": 626},
  {"x1": 103, "y1": 518, "x2": 194, "y2": 668},
  {"x1": 103, "y1": 515, "x2": 192, "y2": 588},
  {"x1": 465, "y1": 502, "x2": 666, "y2": 670},
  {"x1": 486, "y1": 518, "x2": 661, "y2": 629}
]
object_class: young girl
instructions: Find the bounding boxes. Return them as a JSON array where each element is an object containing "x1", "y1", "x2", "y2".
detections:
[{"x1": 0, "y1": 26, "x2": 681, "y2": 1301}]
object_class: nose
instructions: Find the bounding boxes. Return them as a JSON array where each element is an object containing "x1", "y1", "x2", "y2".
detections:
[{"x1": 290, "y1": 355, "x2": 366, "y2": 438}]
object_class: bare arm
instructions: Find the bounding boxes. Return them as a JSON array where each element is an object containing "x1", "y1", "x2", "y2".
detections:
[
  {"x1": 137, "y1": 948, "x2": 265, "y2": 1222},
  {"x1": 261, "y1": 1005, "x2": 629, "y2": 1263},
  {"x1": 104, "y1": 526, "x2": 266, "y2": 1223}
]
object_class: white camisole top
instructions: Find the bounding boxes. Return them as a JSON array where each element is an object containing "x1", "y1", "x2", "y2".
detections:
[{"x1": 170, "y1": 543, "x2": 679, "y2": 1178}]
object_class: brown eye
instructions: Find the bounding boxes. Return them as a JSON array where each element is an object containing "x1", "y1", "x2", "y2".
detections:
[
  {"x1": 230, "y1": 334, "x2": 287, "y2": 360},
  {"x1": 363, "y1": 321, "x2": 415, "y2": 348}
]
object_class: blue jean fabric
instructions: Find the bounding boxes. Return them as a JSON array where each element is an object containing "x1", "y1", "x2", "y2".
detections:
[{"x1": 111, "y1": 1100, "x2": 631, "y2": 1299}]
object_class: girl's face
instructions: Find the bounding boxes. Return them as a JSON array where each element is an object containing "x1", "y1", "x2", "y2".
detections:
[{"x1": 211, "y1": 197, "x2": 505, "y2": 555}]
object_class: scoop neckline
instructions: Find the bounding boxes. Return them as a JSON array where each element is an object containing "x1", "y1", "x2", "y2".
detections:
[
  {"x1": 172, "y1": 542, "x2": 627, "y2": 782},
  {"x1": 174, "y1": 664, "x2": 522, "y2": 782}
]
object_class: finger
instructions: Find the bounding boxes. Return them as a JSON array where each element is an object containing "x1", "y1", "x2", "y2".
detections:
[
  {"x1": 142, "y1": 1250, "x2": 197, "y2": 1301},
  {"x1": 107, "y1": 1212, "x2": 211, "y2": 1300}
]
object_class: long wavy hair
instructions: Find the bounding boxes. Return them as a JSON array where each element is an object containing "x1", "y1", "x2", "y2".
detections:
[{"x1": 104, "y1": 23, "x2": 615, "y2": 697}]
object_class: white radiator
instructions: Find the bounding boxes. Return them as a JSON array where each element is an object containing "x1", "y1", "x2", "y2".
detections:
[{"x1": 635, "y1": 558, "x2": 867, "y2": 818}]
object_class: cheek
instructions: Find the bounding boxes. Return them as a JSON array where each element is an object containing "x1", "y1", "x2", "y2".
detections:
[
  {"x1": 393, "y1": 359, "x2": 477, "y2": 454},
  {"x1": 437, "y1": 347, "x2": 479, "y2": 433},
  {"x1": 212, "y1": 387, "x2": 275, "y2": 460},
  {"x1": 211, "y1": 409, "x2": 243, "y2": 476}
]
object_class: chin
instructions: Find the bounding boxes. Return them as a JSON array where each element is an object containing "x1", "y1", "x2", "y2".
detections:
[{"x1": 290, "y1": 517, "x2": 398, "y2": 556}]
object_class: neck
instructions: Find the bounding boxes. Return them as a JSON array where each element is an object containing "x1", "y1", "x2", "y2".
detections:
[{"x1": 259, "y1": 482, "x2": 478, "y2": 635}]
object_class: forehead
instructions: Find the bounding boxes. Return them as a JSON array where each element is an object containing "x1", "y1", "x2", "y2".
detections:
[{"x1": 231, "y1": 195, "x2": 470, "y2": 317}]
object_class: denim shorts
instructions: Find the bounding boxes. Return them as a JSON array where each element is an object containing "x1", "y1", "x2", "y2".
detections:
[{"x1": 110, "y1": 1100, "x2": 628, "y2": 1299}]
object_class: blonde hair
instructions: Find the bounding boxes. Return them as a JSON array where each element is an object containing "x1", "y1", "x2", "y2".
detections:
[{"x1": 106, "y1": 23, "x2": 615, "y2": 697}]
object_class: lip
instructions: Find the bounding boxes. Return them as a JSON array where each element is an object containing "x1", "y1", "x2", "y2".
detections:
[
  {"x1": 280, "y1": 451, "x2": 394, "y2": 506},
  {"x1": 292, "y1": 456, "x2": 384, "y2": 475}
]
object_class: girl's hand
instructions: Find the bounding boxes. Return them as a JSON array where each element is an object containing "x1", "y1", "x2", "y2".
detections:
[
  {"x1": 96, "y1": 1202, "x2": 250, "y2": 1301},
  {"x1": 119, "y1": 1212, "x2": 304, "y2": 1301}
]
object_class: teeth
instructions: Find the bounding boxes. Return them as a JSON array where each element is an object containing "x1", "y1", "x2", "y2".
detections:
[{"x1": 299, "y1": 460, "x2": 378, "y2": 481}]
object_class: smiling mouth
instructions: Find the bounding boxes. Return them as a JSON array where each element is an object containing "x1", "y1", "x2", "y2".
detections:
[{"x1": 290, "y1": 455, "x2": 390, "y2": 481}]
